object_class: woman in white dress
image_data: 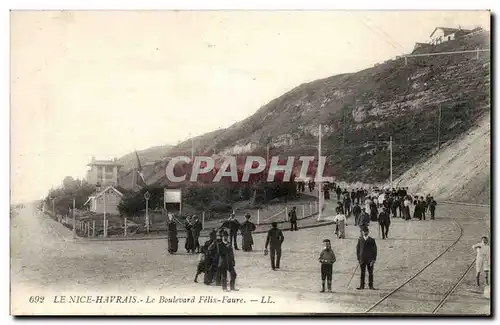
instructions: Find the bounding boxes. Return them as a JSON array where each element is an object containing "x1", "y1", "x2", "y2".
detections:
[
  {"x1": 334, "y1": 213, "x2": 347, "y2": 239},
  {"x1": 364, "y1": 197, "x2": 372, "y2": 214},
  {"x1": 472, "y1": 236, "x2": 490, "y2": 287}
]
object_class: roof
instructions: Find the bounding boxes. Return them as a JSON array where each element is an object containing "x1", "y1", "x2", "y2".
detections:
[
  {"x1": 83, "y1": 197, "x2": 93, "y2": 206},
  {"x1": 84, "y1": 186, "x2": 124, "y2": 206},
  {"x1": 95, "y1": 185, "x2": 124, "y2": 198},
  {"x1": 87, "y1": 160, "x2": 124, "y2": 167},
  {"x1": 429, "y1": 27, "x2": 472, "y2": 38}
]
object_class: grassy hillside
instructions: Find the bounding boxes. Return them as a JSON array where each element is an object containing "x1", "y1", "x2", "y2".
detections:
[{"x1": 119, "y1": 30, "x2": 490, "y2": 189}]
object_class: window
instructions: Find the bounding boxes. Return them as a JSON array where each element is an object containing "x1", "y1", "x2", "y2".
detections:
[{"x1": 105, "y1": 166, "x2": 114, "y2": 173}]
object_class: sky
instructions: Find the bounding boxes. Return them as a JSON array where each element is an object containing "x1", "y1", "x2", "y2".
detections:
[{"x1": 10, "y1": 10, "x2": 490, "y2": 203}]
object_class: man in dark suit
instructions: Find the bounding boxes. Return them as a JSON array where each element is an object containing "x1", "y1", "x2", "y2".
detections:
[
  {"x1": 289, "y1": 207, "x2": 298, "y2": 231},
  {"x1": 222, "y1": 214, "x2": 241, "y2": 250},
  {"x1": 357, "y1": 208, "x2": 370, "y2": 236},
  {"x1": 378, "y1": 207, "x2": 391, "y2": 239},
  {"x1": 192, "y1": 216, "x2": 203, "y2": 253},
  {"x1": 265, "y1": 222, "x2": 285, "y2": 270},
  {"x1": 219, "y1": 231, "x2": 238, "y2": 292},
  {"x1": 356, "y1": 227, "x2": 377, "y2": 290}
]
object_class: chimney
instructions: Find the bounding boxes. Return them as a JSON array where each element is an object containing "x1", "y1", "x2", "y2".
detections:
[{"x1": 91, "y1": 156, "x2": 96, "y2": 162}]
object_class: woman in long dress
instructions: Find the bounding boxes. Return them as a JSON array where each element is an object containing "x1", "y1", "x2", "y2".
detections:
[
  {"x1": 241, "y1": 214, "x2": 256, "y2": 251},
  {"x1": 472, "y1": 236, "x2": 490, "y2": 287},
  {"x1": 184, "y1": 216, "x2": 195, "y2": 253},
  {"x1": 334, "y1": 213, "x2": 347, "y2": 239},
  {"x1": 369, "y1": 201, "x2": 378, "y2": 222},
  {"x1": 403, "y1": 198, "x2": 411, "y2": 220},
  {"x1": 167, "y1": 214, "x2": 178, "y2": 254}
]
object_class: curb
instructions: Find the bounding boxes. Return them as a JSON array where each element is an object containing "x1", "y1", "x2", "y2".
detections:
[
  {"x1": 440, "y1": 201, "x2": 490, "y2": 208},
  {"x1": 73, "y1": 214, "x2": 336, "y2": 243}
]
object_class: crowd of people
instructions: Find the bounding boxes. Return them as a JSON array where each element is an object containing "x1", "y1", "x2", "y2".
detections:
[
  {"x1": 330, "y1": 186, "x2": 438, "y2": 240},
  {"x1": 165, "y1": 211, "x2": 258, "y2": 291},
  {"x1": 163, "y1": 183, "x2": 489, "y2": 294}
]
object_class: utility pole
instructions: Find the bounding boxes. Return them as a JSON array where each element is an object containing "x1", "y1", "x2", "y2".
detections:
[
  {"x1": 72, "y1": 198, "x2": 76, "y2": 239},
  {"x1": 190, "y1": 134, "x2": 194, "y2": 162},
  {"x1": 389, "y1": 136, "x2": 393, "y2": 190},
  {"x1": 437, "y1": 104, "x2": 442, "y2": 150},
  {"x1": 317, "y1": 124, "x2": 323, "y2": 221},
  {"x1": 144, "y1": 191, "x2": 151, "y2": 233},
  {"x1": 342, "y1": 111, "x2": 346, "y2": 147},
  {"x1": 52, "y1": 199, "x2": 55, "y2": 216},
  {"x1": 131, "y1": 168, "x2": 136, "y2": 191}
]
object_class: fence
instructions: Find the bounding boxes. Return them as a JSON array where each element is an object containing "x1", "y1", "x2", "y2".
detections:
[
  {"x1": 252, "y1": 201, "x2": 320, "y2": 225},
  {"x1": 46, "y1": 199, "x2": 323, "y2": 239}
]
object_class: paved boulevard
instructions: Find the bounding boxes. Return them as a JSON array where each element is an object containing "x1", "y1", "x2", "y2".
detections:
[{"x1": 10, "y1": 202, "x2": 490, "y2": 315}]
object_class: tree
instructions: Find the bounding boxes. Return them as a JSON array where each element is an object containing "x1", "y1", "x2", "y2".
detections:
[{"x1": 62, "y1": 176, "x2": 78, "y2": 192}]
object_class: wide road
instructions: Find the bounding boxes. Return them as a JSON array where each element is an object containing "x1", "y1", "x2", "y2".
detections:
[{"x1": 10, "y1": 202, "x2": 490, "y2": 315}]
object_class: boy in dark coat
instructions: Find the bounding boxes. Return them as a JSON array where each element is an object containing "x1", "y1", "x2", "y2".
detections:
[{"x1": 319, "y1": 239, "x2": 336, "y2": 293}]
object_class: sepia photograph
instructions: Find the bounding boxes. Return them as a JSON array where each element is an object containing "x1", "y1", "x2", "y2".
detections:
[{"x1": 9, "y1": 9, "x2": 491, "y2": 316}]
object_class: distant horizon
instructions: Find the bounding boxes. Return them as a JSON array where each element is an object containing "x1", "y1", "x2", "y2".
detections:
[{"x1": 10, "y1": 10, "x2": 490, "y2": 202}]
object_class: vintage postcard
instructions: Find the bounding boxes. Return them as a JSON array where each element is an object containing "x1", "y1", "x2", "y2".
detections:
[{"x1": 10, "y1": 10, "x2": 491, "y2": 316}]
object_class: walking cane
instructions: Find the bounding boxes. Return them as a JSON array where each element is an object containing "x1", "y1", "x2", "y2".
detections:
[{"x1": 347, "y1": 264, "x2": 359, "y2": 288}]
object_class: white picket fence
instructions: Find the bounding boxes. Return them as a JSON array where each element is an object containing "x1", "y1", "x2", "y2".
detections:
[
  {"x1": 234, "y1": 201, "x2": 321, "y2": 225},
  {"x1": 52, "y1": 200, "x2": 324, "y2": 238}
]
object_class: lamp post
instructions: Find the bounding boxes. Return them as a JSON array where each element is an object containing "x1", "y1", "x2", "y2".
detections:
[
  {"x1": 103, "y1": 191, "x2": 107, "y2": 238},
  {"x1": 301, "y1": 124, "x2": 324, "y2": 221},
  {"x1": 72, "y1": 198, "x2": 76, "y2": 239},
  {"x1": 317, "y1": 124, "x2": 323, "y2": 221}
]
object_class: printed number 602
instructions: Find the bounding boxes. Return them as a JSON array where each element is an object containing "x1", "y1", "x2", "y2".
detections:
[{"x1": 29, "y1": 296, "x2": 45, "y2": 303}]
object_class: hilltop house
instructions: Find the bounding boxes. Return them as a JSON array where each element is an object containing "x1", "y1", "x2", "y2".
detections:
[
  {"x1": 429, "y1": 26, "x2": 472, "y2": 45},
  {"x1": 84, "y1": 185, "x2": 124, "y2": 215},
  {"x1": 86, "y1": 157, "x2": 123, "y2": 187}
]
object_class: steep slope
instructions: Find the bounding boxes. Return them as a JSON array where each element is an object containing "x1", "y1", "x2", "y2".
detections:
[
  {"x1": 391, "y1": 111, "x2": 490, "y2": 205},
  {"x1": 118, "y1": 30, "x2": 490, "y2": 189},
  {"x1": 117, "y1": 145, "x2": 173, "y2": 171}
]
